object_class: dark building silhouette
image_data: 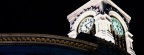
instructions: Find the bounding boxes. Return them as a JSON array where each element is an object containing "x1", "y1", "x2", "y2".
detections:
[
  {"x1": 0, "y1": 33, "x2": 130, "y2": 55},
  {"x1": 0, "y1": 0, "x2": 135, "y2": 55}
]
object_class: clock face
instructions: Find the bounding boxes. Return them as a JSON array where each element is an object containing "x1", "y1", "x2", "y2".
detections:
[
  {"x1": 78, "y1": 16, "x2": 94, "y2": 33},
  {"x1": 110, "y1": 17, "x2": 124, "y2": 36}
]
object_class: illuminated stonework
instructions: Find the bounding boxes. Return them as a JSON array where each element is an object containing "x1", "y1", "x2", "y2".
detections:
[{"x1": 67, "y1": 0, "x2": 135, "y2": 55}]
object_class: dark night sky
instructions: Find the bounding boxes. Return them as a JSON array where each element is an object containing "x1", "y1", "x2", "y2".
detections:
[{"x1": 0, "y1": 0, "x2": 143, "y2": 54}]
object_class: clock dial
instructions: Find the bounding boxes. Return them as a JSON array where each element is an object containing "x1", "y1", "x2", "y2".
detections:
[
  {"x1": 78, "y1": 16, "x2": 94, "y2": 33},
  {"x1": 111, "y1": 17, "x2": 124, "y2": 36}
]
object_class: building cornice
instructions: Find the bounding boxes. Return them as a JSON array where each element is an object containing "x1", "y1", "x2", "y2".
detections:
[{"x1": 0, "y1": 33, "x2": 97, "y2": 52}]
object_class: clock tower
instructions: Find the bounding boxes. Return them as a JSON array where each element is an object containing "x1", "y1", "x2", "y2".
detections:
[{"x1": 67, "y1": 0, "x2": 136, "y2": 55}]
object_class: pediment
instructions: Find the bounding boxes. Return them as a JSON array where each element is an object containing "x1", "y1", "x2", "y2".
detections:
[{"x1": 67, "y1": 0, "x2": 131, "y2": 30}]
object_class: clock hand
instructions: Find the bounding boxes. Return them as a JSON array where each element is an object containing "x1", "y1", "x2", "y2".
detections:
[
  {"x1": 85, "y1": 24, "x2": 90, "y2": 30},
  {"x1": 85, "y1": 21, "x2": 92, "y2": 26}
]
